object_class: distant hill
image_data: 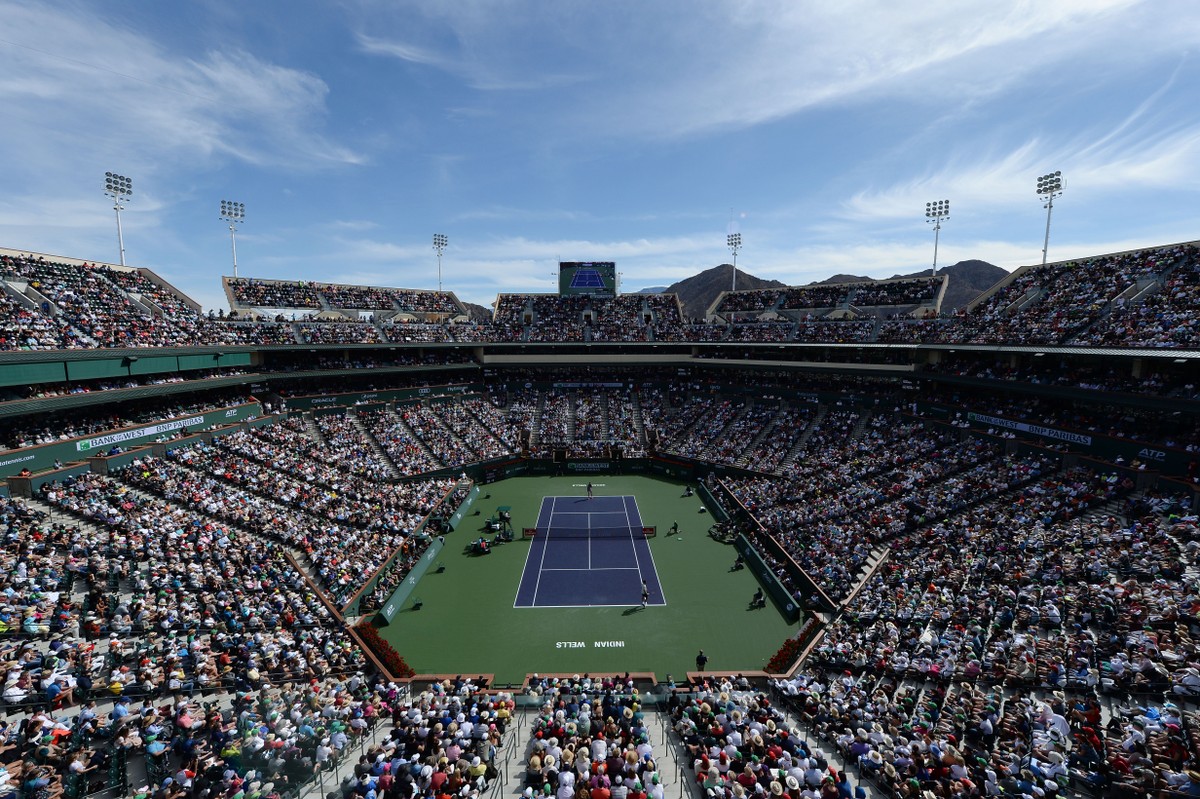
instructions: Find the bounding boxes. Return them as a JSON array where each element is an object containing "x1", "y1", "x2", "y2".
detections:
[
  {"x1": 664, "y1": 264, "x2": 787, "y2": 319},
  {"x1": 463, "y1": 302, "x2": 492, "y2": 322},
  {"x1": 933, "y1": 260, "x2": 1009, "y2": 309},
  {"x1": 460, "y1": 259, "x2": 1005, "y2": 323},
  {"x1": 813, "y1": 260, "x2": 1006, "y2": 311}
]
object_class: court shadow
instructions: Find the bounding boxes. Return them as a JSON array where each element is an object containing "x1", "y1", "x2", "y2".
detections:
[{"x1": 621, "y1": 606, "x2": 644, "y2": 616}]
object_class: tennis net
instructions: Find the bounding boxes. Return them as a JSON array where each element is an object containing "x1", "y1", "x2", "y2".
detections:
[{"x1": 523, "y1": 525, "x2": 656, "y2": 540}]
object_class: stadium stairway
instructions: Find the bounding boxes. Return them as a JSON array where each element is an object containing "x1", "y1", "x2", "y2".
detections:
[
  {"x1": 302, "y1": 412, "x2": 330, "y2": 447},
  {"x1": 528, "y1": 394, "x2": 547, "y2": 448},
  {"x1": 838, "y1": 545, "x2": 892, "y2": 610},
  {"x1": 643, "y1": 708, "x2": 699, "y2": 799},
  {"x1": 847, "y1": 409, "x2": 874, "y2": 441},
  {"x1": 760, "y1": 693, "x2": 890, "y2": 799},
  {"x1": 775, "y1": 404, "x2": 827, "y2": 474},
  {"x1": 381, "y1": 405, "x2": 441, "y2": 470},
  {"x1": 735, "y1": 403, "x2": 787, "y2": 470},
  {"x1": 350, "y1": 407, "x2": 405, "y2": 475},
  {"x1": 631, "y1": 394, "x2": 646, "y2": 440}
]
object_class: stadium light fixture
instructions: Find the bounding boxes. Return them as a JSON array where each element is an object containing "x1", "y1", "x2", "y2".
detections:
[
  {"x1": 1035, "y1": 171, "x2": 1064, "y2": 266},
  {"x1": 219, "y1": 200, "x2": 246, "y2": 278},
  {"x1": 727, "y1": 232, "x2": 742, "y2": 292},
  {"x1": 433, "y1": 233, "x2": 448, "y2": 292},
  {"x1": 925, "y1": 200, "x2": 950, "y2": 277},
  {"x1": 103, "y1": 172, "x2": 133, "y2": 266}
]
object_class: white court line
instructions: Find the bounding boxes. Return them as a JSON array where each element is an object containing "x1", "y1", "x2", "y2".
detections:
[
  {"x1": 626, "y1": 495, "x2": 668, "y2": 605},
  {"x1": 531, "y1": 496, "x2": 556, "y2": 606},
  {"x1": 541, "y1": 567, "x2": 641, "y2": 572},
  {"x1": 620, "y1": 494, "x2": 644, "y2": 582},
  {"x1": 512, "y1": 497, "x2": 555, "y2": 608},
  {"x1": 522, "y1": 601, "x2": 668, "y2": 609}
]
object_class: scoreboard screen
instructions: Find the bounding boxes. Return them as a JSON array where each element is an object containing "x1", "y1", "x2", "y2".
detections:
[{"x1": 559, "y1": 261, "x2": 616, "y2": 297}]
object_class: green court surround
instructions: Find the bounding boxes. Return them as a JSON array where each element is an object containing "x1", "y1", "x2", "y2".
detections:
[{"x1": 373, "y1": 474, "x2": 801, "y2": 684}]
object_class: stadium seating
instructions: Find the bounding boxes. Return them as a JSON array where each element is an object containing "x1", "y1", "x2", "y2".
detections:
[{"x1": 5, "y1": 238, "x2": 1200, "y2": 799}]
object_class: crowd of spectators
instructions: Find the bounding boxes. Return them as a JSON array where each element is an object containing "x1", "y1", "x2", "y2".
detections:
[
  {"x1": 0, "y1": 392, "x2": 253, "y2": 451},
  {"x1": 793, "y1": 321, "x2": 874, "y2": 344},
  {"x1": 0, "y1": 470, "x2": 499, "y2": 799},
  {"x1": 668, "y1": 679, "x2": 862, "y2": 799},
  {"x1": 849, "y1": 278, "x2": 941, "y2": 308},
  {"x1": 1076, "y1": 249, "x2": 1200, "y2": 348},
  {"x1": 152, "y1": 446, "x2": 444, "y2": 603},
  {"x1": 645, "y1": 295, "x2": 685, "y2": 341},
  {"x1": 0, "y1": 288, "x2": 74, "y2": 350},
  {"x1": 333, "y1": 679, "x2": 507, "y2": 799},
  {"x1": 522, "y1": 676, "x2": 669, "y2": 799},
  {"x1": 527, "y1": 296, "x2": 589, "y2": 343},
  {"x1": 382, "y1": 323, "x2": 452, "y2": 344},
  {"x1": 5, "y1": 345, "x2": 1200, "y2": 799},
  {"x1": 604, "y1": 390, "x2": 647, "y2": 458},
  {"x1": 435, "y1": 399, "x2": 514, "y2": 463},
  {"x1": 717, "y1": 289, "x2": 783, "y2": 314},
  {"x1": 297, "y1": 321, "x2": 383, "y2": 345},
  {"x1": 728, "y1": 416, "x2": 1065, "y2": 601},
  {"x1": 889, "y1": 243, "x2": 1198, "y2": 347},
  {"x1": 919, "y1": 389, "x2": 1200, "y2": 457},
  {"x1": 744, "y1": 405, "x2": 814, "y2": 474},
  {"x1": 726, "y1": 323, "x2": 794, "y2": 343},
  {"x1": 683, "y1": 323, "x2": 730, "y2": 342},
  {"x1": 773, "y1": 469, "x2": 1200, "y2": 797},
  {"x1": 778, "y1": 286, "x2": 850, "y2": 311},
  {"x1": 399, "y1": 403, "x2": 482, "y2": 469},
  {"x1": 921, "y1": 357, "x2": 1200, "y2": 401},
  {"x1": 358, "y1": 408, "x2": 443, "y2": 476},
  {"x1": 659, "y1": 397, "x2": 746, "y2": 460},
  {"x1": 312, "y1": 414, "x2": 398, "y2": 481},
  {"x1": 228, "y1": 280, "x2": 462, "y2": 315},
  {"x1": 534, "y1": 393, "x2": 574, "y2": 452},
  {"x1": 7, "y1": 245, "x2": 1200, "y2": 350},
  {"x1": 226, "y1": 279, "x2": 322, "y2": 310}
]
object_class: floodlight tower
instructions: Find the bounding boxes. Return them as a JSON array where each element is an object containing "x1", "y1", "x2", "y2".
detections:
[
  {"x1": 727, "y1": 232, "x2": 742, "y2": 292},
  {"x1": 1035, "y1": 171, "x2": 1064, "y2": 266},
  {"x1": 925, "y1": 200, "x2": 950, "y2": 276},
  {"x1": 433, "y1": 233, "x2": 448, "y2": 292},
  {"x1": 219, "y1": 200, "x2": 246, "y2": 278},
  {"x1": 103, "y1": 172, "x2": 133, "y2": 266}
]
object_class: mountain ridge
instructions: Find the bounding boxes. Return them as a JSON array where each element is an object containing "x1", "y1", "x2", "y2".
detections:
[{"x1": 462, "y1": 259, "x2": 1007, "y2": 321}]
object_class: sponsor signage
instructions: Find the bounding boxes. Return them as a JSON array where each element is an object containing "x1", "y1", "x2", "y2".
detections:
[
  {"x1": 566, "y1": 461, "x2": 611, "y2": 472},
  {"x1": 966, "y1": 412, "x2": 1093, "y2": 446},
  {"x1": 76, "y1": 415, "x2": 206, "y2": 452},
  {"x1": 0, "y1": 403, "x2": 260, "y2": 478},
  {"x1": 378, "y1": 537, "x2": 444, "y2": 625}
]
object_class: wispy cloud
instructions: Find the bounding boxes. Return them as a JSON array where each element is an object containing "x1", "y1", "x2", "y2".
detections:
[
  {"x1": 356, "y1": 31, "x2": 588, "y2": 92},
  {"x1": 841, "y1": 110, "x2": 1200, "y2": 222},
  {"x1": 0, "y1": 2, "x2": 362, "y2": 179},
  {"x1": 347, "y1": 0, "x2": 1186, "y2": 141},
  {"x1": 453, "y1": 206, "x2": 594, "y2": 223},
  {"x1": 329, "y1": 220, "x2": 380, "y2": 232}
]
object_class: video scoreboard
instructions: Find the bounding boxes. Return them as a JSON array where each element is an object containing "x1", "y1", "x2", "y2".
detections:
[{"x1": 559, "y1": 261, "x2": 616, "y2": 297}]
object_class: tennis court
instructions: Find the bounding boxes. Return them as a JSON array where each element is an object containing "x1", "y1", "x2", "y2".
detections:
[{"x1": 513, "y1": 494, "x2": 665, "y2": 608}]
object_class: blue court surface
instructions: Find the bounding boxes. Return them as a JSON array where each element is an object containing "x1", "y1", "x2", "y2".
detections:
[
  {"x1": 514, "y1": 495, "x2": 666, "y2": 608},
  {"x1": 569, "y1": 269, "x2": 606, "y2": 288}
]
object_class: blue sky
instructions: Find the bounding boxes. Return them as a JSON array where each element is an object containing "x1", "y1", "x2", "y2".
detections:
[{"x1": 0, "y1": 0, "x2": 1197, "y2": 311}]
